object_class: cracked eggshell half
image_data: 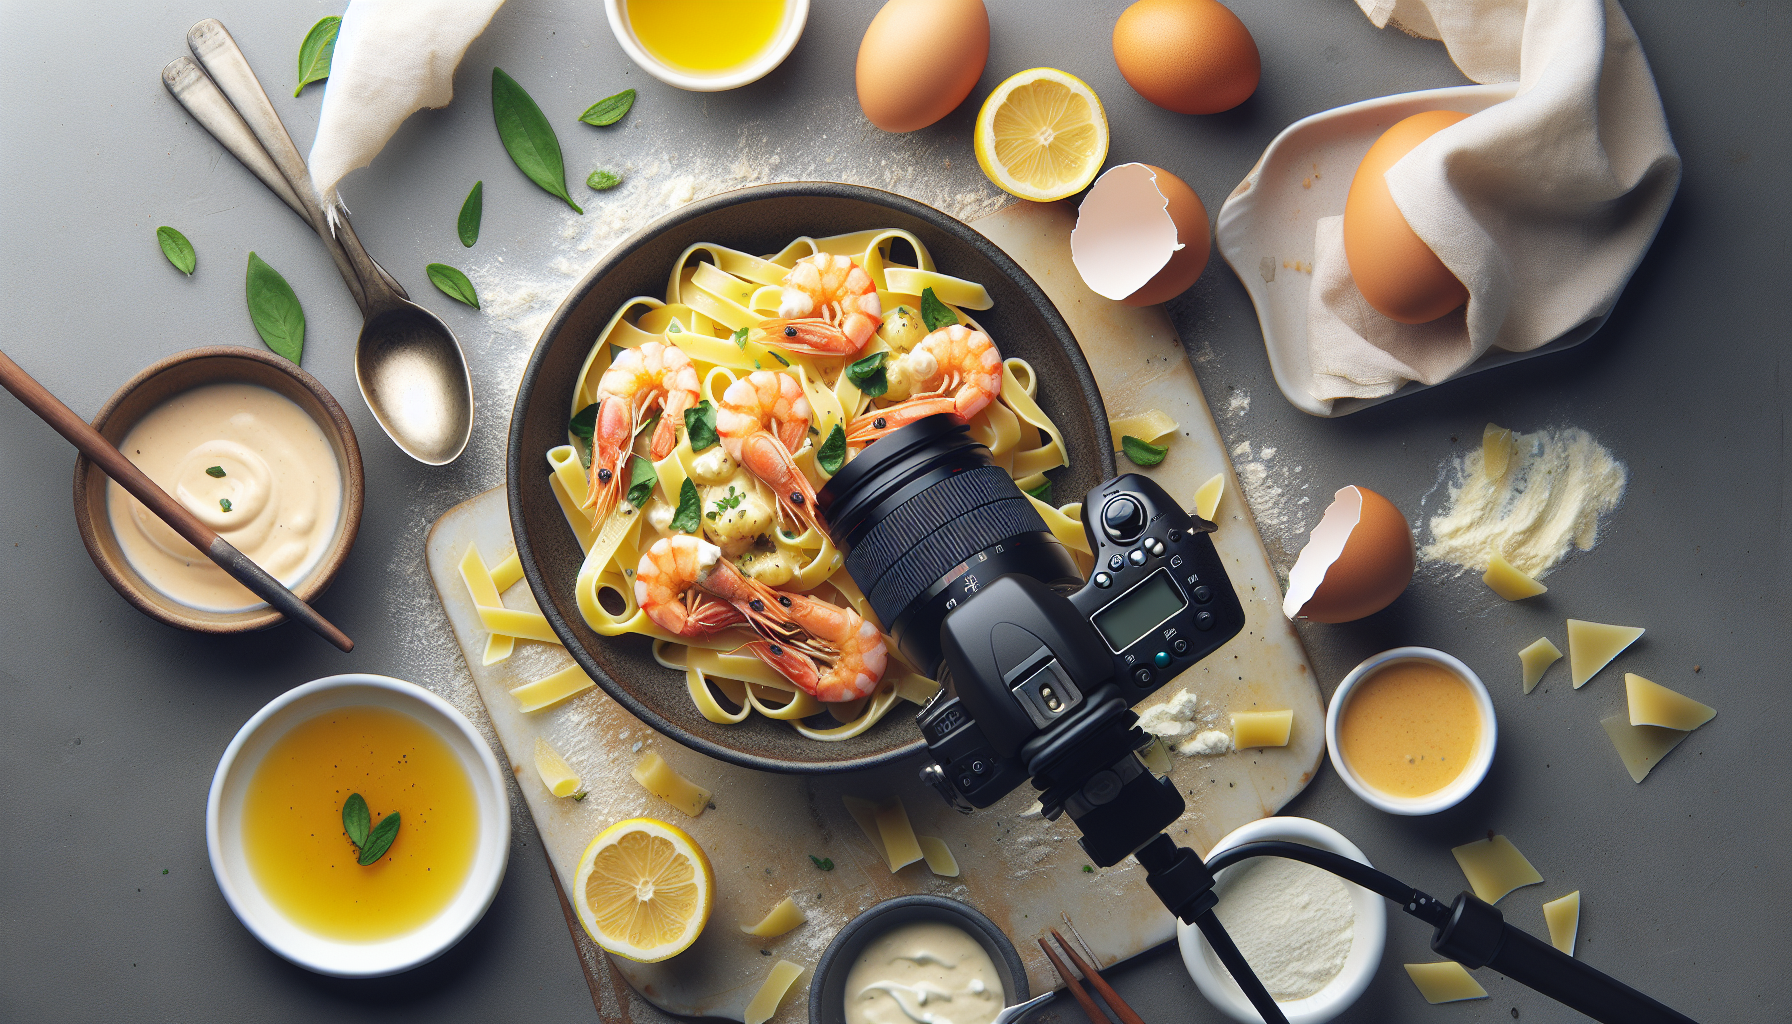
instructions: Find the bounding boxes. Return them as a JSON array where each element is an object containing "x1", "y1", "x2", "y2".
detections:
[
  {"x1": 1071, "y1": 163, "x2": 1211, "y2": 306},
  {"x1": 1283, "y1": 485, "x2": 1414, "y2": 623}
]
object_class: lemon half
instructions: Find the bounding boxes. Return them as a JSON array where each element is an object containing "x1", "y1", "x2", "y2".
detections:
[
  {"x1": 574, "y1": 817, "x2": 714, "y2": 963},
  {"x1": 974, "y1": 68, "x2": 1110, "y2": 202}
]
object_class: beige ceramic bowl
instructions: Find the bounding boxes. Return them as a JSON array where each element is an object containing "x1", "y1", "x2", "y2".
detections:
[{"x1": 72, "y1": 345, "x2": 364, "y2": 634}]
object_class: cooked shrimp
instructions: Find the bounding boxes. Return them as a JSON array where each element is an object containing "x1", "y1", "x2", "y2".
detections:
[
  {"x1": 748, "y1": 253, "x2": 882, "y2": 358},
  {"x1": 742, "y1": 591, "x2": 888, "y2": 702},
  {"x1": 716, "y1": 370, "x2": 825, "y2": 536},
  {"x1": 634, "y1": 536, "x2": 749, "y2": 639},
  {"x1": 583, "y1": 342, "x2": 700, "y2": 517},
  {"x1": 846, "y1": 324, "x2": 1002, "y2": 444}
]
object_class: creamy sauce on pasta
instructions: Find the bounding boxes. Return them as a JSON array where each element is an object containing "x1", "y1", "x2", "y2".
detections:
[
  {"x1": 843, "y1": 920, "x2": 1004, "y2": 1024},
  {"x1": 106, "y1": 382, "x2": 342, "y2": 611}
]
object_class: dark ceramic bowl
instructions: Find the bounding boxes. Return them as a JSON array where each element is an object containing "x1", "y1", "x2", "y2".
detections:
[
  {"x1": 507, "y1": 182, "x2": 1112, "y2": 773},
  {"x1": 810, "y1": 894, "x2": 1030, "y2": 1024}
]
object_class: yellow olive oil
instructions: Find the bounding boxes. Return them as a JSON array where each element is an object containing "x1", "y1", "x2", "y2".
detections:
[
  {"x1": 242, "y1": 705, "x2": 478, "y2": 942},
  {"x1": 624, "y1": 0, "x2": 786, "y2": 74}
]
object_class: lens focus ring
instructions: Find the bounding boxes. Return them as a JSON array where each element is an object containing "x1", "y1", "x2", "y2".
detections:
[{"x1": 845, "y1": 465, "x2": 1023, "y2": 576}]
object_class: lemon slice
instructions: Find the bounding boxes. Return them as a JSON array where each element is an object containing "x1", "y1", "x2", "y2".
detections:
[
  {"x1": 574, "y1": 817, "x2": 714, "y2": 963},
  {"x1": 974, "y1": 68, "x2": 1110, "y2": 202}
]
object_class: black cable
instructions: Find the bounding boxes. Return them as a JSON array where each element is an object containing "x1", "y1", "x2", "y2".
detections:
[
  {"x1": 1207, "y1": 840, "x2": 1452, "y2": 926},
  {"x1": 1194, "y1": 909, "x2": 1290, "y2": 1024}
]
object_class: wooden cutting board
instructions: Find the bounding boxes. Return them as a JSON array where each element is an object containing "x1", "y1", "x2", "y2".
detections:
[{"x1": 421, "y1": 200, "x2": 1323, "y2": 1021}]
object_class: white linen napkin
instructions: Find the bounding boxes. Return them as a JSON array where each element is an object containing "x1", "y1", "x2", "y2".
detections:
[
  {"x1": 308, "y1": 0, "x2": 507, "y2": 206},
  {"x1": 1304, "y1": 0, "x2": 1680, "y2": 402}
]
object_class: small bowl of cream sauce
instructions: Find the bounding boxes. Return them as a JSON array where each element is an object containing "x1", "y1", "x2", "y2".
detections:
[
  {"x1": 73, "y1": 346, "x2": 363, "y2": 636},
  {"x1": 811, "y1": 894, "x2": 1029, "y2": 1024}
]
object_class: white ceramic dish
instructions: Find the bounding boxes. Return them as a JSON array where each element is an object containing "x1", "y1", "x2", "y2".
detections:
[
  {"x1": 1178, "y1": 817, "x2": 1386, "y2": 1024},
  {"x1": 603, "y1": 0, "x2": 809, "y2": 93},
  {"x1": 1325, "y1": 647, "x2": 1497, "y2": 816},
  {"x1": 1214, "y1": 83, "x2": 1617, "y2": 417},
  {"x1": 206, "y1": 674, "x2": 511, "y2": 977}
]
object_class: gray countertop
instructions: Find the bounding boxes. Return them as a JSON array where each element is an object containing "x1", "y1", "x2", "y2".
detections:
[{"x1": 1, "y1": 1, "x2": 1785, "y2": 1021}]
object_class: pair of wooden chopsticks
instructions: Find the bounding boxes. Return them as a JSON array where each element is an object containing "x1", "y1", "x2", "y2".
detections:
[{"x1": 1039, "y1": 926, "x2": 1145, "y2": 1024}]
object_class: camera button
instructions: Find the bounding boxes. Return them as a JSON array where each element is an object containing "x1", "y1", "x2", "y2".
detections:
[
  {"x1": 1108, "y1": 554, "x2": 1125, "y2": 572},
  {"x1": 1152, "y1": 651, "x2": 1170, "y2": 668},
  {"x1": 1131, "y1": 666, "x2": 1154, "y2": 686},
  {"x1": 1168, "y1": 529, "x2": 1183, "y2": 542},
  {"x1": 1094, "y1": 572, "x2": 1112, "y2": 589},
  {"x1": 1172, "y1": 638, "x2": 1190, "y2": 656},
  {"x1": 1195, "y1": 611, "x2": 1216, "y2": 631},
  {"x1": 1101, "y1": 495, "x2": 1147, "y2": 541},
  {"x1": 1147, "y1": 539, "x2": 1166, "y2": 556},
  {"x1": 1193, "y1": 585, "x2": 1213, "y2": 604},
  {"x1": 969, "y1": 759, "x2": 986, "y2": 775},
  {"x1": 1127, "y1": 549, "x2": 1147, "y2": 566}
]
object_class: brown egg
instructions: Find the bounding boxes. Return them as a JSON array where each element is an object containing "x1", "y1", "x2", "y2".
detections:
[
  {"x1": 1283, "y1": 485, "x2": 1415, "y2": 624},
  {"x1": 1342, "y1": 111, "x2": 1471, "y2": 324},
  {"x1": 1070, "y1": 163, "x2": 1211, "y2": 305},
  {"x1": 855, "y1": 0, "x2": 990, "y2": 133},
  {"x1": 1112, "y1": 0, "x2": 1260, "y2": 116},
  {"x1": 1124, "y1": 165, "x2": 1211, "y2": 305}
]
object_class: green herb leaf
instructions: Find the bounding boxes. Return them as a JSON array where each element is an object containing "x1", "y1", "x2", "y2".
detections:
[
  {"x1": 769, "y1": 351, "x2": 790, "y2": 367},
  {"x1": 1024, "y1": 480, "x2": 1053, "y2": 504},
  {"x1": 845, "y1": 350, "x2": 889, "y2": 399},
  {"x1": 342, "y1": 793, "x2": 371, "y2": 847},
  {"x1": 572, "y1": 790, "x2": 588, "y2": 802},
  {"x1": 156, "y1": 226, "x2": 196, "y2": 275},
  {"x1": 1121, "y1": 435, "x2": 1168, "y2": 467},
  {"x1": 458, "y1": 181, "x2": 483, "y2": 247},
  {"x1": 357, "y1": 811, "x2": 401, "y2": 866},
  {"x1": 685, "y1": 400, "x2": 719, "y2": 453},
  {"x1": 809, "y1": 855, "x2": 834, "y2": 871},
  {"x1": 579, "y1": 88, "x2": 636, "y2": 127},
  {"x1": 920, "y1": 287, "x2": 957, "y2": 331},
  {"x1": 666, "y1": 320, "x2": 682, "y2": 334},
  {"x1": 670, "y1": 478, "x2": 702, "y2": 533},
  {"x1": 492, "y1": 67, "x2": 583, "y2": 214},
  {"x1": 219, "y1": 498, "x2": 232, "y2": 512},
  {"x1": 426, "y1": 262, "x2": 480, "y2": 308},
  {"x1": 205, "y1": 466, "x2": 226, "y2": 479},
  {"x1": 293, "y1": 16, "x2": 340, "y2": 97},
  {"x1": 569, "y1": 403, "x2": 599, "y2": 445},
  {"x1": 817, "y1": 424, "x2": 848, "y2": 475},
  {"x1": 1083, "y1": 864, "x2": 1094, "y2": 873},
  {"x1": 244, "y1": 252, "x2": 305, "y2": 363},
  {"x1": 732, "y1": 327, "x2": 750, "y2": 349},
  {"x1": 587, "y1": 169, "x2": 622, "y2": 191},
  {"x1": 710, "y1": 485, "x2": 745, "y2": 517},
  {"x1": 625, "y1": 455, "x2": 658, "y2": 508}
]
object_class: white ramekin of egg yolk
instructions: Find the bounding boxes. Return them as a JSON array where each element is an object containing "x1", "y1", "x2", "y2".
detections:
[{"x1": 1325, "y1": 647, "x2": 1496, "y2": 815}]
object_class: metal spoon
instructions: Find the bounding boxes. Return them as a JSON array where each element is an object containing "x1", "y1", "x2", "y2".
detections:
[{"x1": 167, "y1": 20, "x2": 473, "y2": 466}]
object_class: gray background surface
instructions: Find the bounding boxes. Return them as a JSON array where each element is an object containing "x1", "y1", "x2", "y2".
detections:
[{"x1": 1, "y1": 0, "x2": 1785, "y2": 1021}]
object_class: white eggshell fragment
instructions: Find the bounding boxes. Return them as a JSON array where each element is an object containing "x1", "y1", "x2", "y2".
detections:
[
  {"x1": 1284, "y1": 485, "x2": 1362, "y2": 620},
  {"x1": 1071, "y1": 163, "x2": 1184, "y2": 300}
]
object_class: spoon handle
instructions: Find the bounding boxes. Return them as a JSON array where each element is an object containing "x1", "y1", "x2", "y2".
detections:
[
  {"x1": 183, "y1": 20, "x2": 407, "y2": 312},
  {"x1": 0, "y1": 349, "x2": 353, "y2": 653}
]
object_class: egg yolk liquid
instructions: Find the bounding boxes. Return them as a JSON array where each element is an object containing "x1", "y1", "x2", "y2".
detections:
[
  {"x1": 1338, "y1": 661, "x2": 1480, "y2": 798},
  {"x1": 242, "y1": 705, "x2": 478, "y2": 942},
  {"x1": 624, "y1": 0, "x2": 785, "y2": 74}
]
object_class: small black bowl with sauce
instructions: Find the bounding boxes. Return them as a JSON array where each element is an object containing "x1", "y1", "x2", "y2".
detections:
[{"x1": 811, "y1": 894, "x2": 1030, "y2": 1024}]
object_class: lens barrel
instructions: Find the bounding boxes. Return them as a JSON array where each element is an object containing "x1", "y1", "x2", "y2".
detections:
[{"x1": 818, "y1": 414, "x2": 1082, "y2": 673}]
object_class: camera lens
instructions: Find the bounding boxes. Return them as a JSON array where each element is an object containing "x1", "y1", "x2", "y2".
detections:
[{"x1": 818, "y1": 413, "x2": 1082, "y2": 673}]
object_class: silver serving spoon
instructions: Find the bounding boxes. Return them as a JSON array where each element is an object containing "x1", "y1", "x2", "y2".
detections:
[{"x1": 164, "y1": 20, "x2": 473, "y2": 466}]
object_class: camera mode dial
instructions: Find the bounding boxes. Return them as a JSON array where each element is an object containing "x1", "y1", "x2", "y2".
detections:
[{"x1": 1100, "y1": 495, "x2": 1148, "y2": 542}]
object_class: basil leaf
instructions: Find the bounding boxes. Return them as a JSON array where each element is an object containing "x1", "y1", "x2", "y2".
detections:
[
  {"x1": 206, "y1": 466, "x2": 225, "y2": 478},
  {"x1": 920, "y1": 287, "x2": 957, "y2": 331},
  {"x1": 458, "y1": 181, "x2": 483, "y2": 247},
  {"x1": 579, "y1": 88, "x2": 636, "y2": 127},
  {"x1": 219, "y1": 498, "x2": 232, "y2": 512},
  {"x1": 569, "y1": 403, "x2": 599, "y2": 444},
  {"x1": 245, "y1": 252, "x2": 305, "y2": 364},
  {"x1": 293, "y1": 16, "x2": 340, "y2": 97},
  {"x1": 845, "y1": 350, "x2": 888, "y2": 399},
  {"x1": 770, "y1": 351, "x2": 790, "y2": 367},
  {"x1": 492, "y1": 67, "x2": 583, "y2": 214},
  {"x1": 684, "y1": 400, "x2": 719, "y2": 453},
  {"x1": 817, "y1": 424, "x2": 847, "y2": 476},
  {"x1": 1121, "y1": 435, "x2": 1168, "y2": 467},
  {"x1": 732, "y1": 327, "x2": 749, "y2": 349},
  {"x1": 809, "y1": 855, "x2": 834, "y2": 871},
  {"x1": 357, "y1": 811, "x2": 401, "y2": 866},
  {"x1": 587, "y1": 169, "x2": 621, "y2": 191},
  {"x1": 157, "y1": 226, "x2": 196, "y2": 275},
  {"x1": 669, "y1": 478, "x2": 702, "y2": 533},
  {"x1": 625, "y1": 456, "x2": 658, "y2": 508},
  {"x1": 426, "y1": 263, "x2": 480, "y2": 308},
  {"x1": 1025, "y1": 480, "x2": 1053, "y2": 504},
  {"x1": 342, "y1": 793, "x2": 370, "y2": 847}
]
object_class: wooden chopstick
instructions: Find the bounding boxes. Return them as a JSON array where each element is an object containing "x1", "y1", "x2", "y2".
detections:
[
  {"x1": 0, "y1": 348, "x2": 352, "y2": 652},
  {"x1": 1039, "y1": 935, "x2": 1111, "y2": 1023},
  {"x1": 1051, "y1": 928, "x2": 1146, "y2": 1024}
]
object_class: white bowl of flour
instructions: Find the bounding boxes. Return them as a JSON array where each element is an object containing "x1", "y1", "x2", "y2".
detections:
[{"x1": 1178, "y1": 817, "x2": 1385, "y2": 1024}]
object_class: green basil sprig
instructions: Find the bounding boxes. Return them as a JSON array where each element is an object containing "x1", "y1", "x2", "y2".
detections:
[
  {"x1": 341, "y1": 792, "x2": 402, "y2": 866},
  {"x1": 1121, "y1": 435, "x2": 1168, "y2": 467},
  {"x1": 492, "y1": 68, "x2": 582, "y2": 213},
  {"x1": 579, "y1": 88, "x2": 636, "y2": 127},
  {"x1": 458, "y1": 181, "x2": 482, "y2": 247},
  {"x1": 157, "y1": 226, "x2": 196, "y2": 275},
  {"x1": 245, "y1": 252, "x2": 305, "y2": 364},
  {"x1": 670, "y1": 478, "x2": 702, "y2": 533},
  {"x1": 294, "y1": 16, "x2": 340, "y2": 97},
  {"x1": 684, "y1": 400, "x2": 719, "y2": 453},
  {"x1": 817, "y1": 424, "x2": 848, "y2": 476},
  {"x1": 342, "y1": 793, "x2": 371, "y2": 847},
  {"x1": 427, "y1": 263, "x2": 480, "y2": 308},
  {"x1": 626, "y1": 456, "x2": 658, "y2": 508},
  {"x1": 845, "y1": 351, "x2": 889, "y2": 399},
  {"x1": 920, "y1": 287, "x2": 957, "y2": 331}
]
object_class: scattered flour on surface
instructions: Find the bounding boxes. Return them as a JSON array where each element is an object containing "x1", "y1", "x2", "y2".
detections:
[
  {"x1": 1206, "y1": 856, "x2": 1355, "y2": 1001},
  {"x1": 1421, "y1": 425, "x2": 1627, "y2": 577},
  {"x1": 1135, "y1": 688, "x2": 1233, "y2": 757}
]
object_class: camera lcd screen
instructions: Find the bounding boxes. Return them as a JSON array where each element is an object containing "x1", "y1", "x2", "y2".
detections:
[{"x1": 1092, "y1": 570, "x2": 1187, "y2": 652}]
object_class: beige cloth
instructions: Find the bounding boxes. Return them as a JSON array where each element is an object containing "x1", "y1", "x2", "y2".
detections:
[{"x1": 1306, "y1": 0, "x2": 1680, "y2": 402}]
